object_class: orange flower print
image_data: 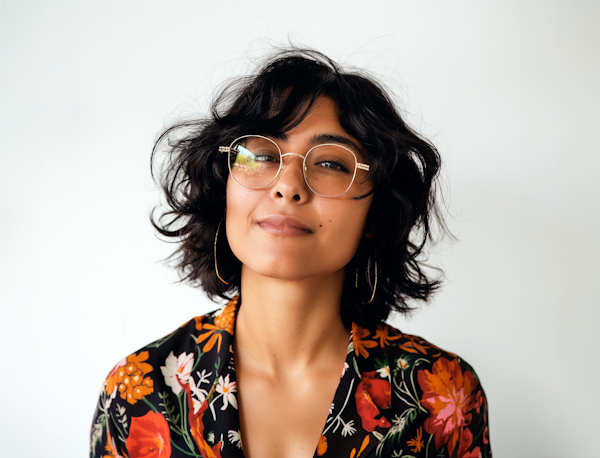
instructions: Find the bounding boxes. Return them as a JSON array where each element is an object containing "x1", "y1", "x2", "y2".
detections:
[
  {"x1": 406, "y1": 426, "x2": 424, "y2": 453},
  {"x1": 125, "y1": 411, "x2": 171, "y2": 458},
  {"x1": 349, "y1": 435, "x2": 370, "y2": 458},
  {"x1": 418, "y1": 357, "x2": 478, "y2": 456},
  {"x1": 105, "y1": 351, "x2": 154, "y2": 405},
  {"x1": 398, "y1": 335, "x2": 431, "y2": 355},
  {"x1": 355, "y1": 371, "x2": 391, "y2": 432},
  {"x1": 105, "y1": 359, "x2": 126, "y2": 396},
  {"x1": 316, "y1": 435, "x2": 328, "y2": 456},
  {"x1": 103, "y1": 429, "x2": 123, "y2": 458},
  {"x1": 372, "y1": 324, "x2": 402, "y2": 348},
  {"x1": 352, "y1": 324, "x2": 378, "y2": 359},
  {"x1": 196, "y1": 298, "x2": 237, "y2": 353}
]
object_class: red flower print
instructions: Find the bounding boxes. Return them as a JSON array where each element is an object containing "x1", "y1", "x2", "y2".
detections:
[
  {"x1": 362, "y1": 371, "x2": 391, "y2": 409},
  {"x1": 418, "y1": 358, "x2": 479, "y2": 456},
  {"x1": 184, "y1": 385, "x2": 222, "y2": 458},
  {"x1": 475, "y1": 389, "x2": 483, "y2": 414},
  {"x1": 453, "y1": 426, "x2": 481, "y2": 458},
  {"x1": 125, "y1": 411, "x2": 171, "y2": 458},
  {"x1": 461, "y1": 447, "x2": 481, "y2": 458},
  {"x1": 355, "y1": 371, "x2": 391, "y2": 432}
]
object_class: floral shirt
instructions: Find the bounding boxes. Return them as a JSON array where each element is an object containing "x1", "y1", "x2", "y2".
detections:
[{"x1": 90, "y1": 297, "x2": 491, "y2": 458}]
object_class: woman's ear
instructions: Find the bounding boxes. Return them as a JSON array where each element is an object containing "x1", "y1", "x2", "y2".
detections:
[{"x1": 364, "y1": 225, "x2": 375, "y2": 239}]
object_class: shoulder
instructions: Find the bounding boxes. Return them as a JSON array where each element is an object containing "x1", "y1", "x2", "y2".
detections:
[
  {"x1": 90, "y1": 303, "x2": 234, "y2": 458},
  {"x1": 102, "y1": 303, "x2": 232, "y2": 403},
  {"x1": 373, "y1": 322, "x2": 486, "y2": 402},
  {"x1": 352, "y1": 321, "x2": 492, "y2": 457},
  {"x1": 99, "y1": 295, "x2": 239, "y2": 402},
  {"x1": 354, "y1": 321, "x2": 481, "y2": 380}
]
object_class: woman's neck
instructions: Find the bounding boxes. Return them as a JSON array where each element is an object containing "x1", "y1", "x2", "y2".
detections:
[{"x1": 233, "y1": 265, "x2": 350, "y2": 378}]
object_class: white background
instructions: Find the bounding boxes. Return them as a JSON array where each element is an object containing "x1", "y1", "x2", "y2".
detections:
[{"x1": 1, "y1": 1, "x2": 599, "y2": 457}]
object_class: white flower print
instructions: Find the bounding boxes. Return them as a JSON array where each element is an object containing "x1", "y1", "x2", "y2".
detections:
[
  {"x1": 216, "y1": 374, "x2": 238, "y2": 410},
  {"x1": 376, "y1": 365, "x2": 390, "y2": 379},
  {"x1": 104, "y1": 384, "x2": 118, "y2": 410},
  {"x1": 397, "y1": 357, "x2": 409, "y2": 370},
  {"x1": 196, "y1": 369, "x2": 212, "y2": 386},
  {"x1": 341, "y1": 362, "x2": 350, "y2": 377},
  {"x1": 192, "y1": 396, "x2": 203, "y2": 415},
  {"x1": 189, "y1": 369, "x2": 213, "y2": 407},
  {"x1": 389, "y1": 413, "x2": 407, "y2": 436},
  {"x1": 324, "y1": 379, "x2": 356, "y2": 437},
  {"x1": 341, "y1": 420, "x2": 356, "y2": 437},
  {"x1": 228, "y1": 430, "x2": 243, "y2": 449},
  {"x1": 160, "y1": 351, "x2": 194, "y2": 395}
]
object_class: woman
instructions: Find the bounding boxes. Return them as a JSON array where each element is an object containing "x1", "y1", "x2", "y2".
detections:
[{"x1": 90, "y1": 48, "x2": 491, "y2": 458}]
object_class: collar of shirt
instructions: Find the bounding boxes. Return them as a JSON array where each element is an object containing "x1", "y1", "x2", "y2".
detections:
[{"x1": 185, "y1": 296, "x2": 395, "y2": 458}]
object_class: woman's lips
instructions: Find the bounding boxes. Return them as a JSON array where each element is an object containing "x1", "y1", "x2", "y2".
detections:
[{"x1": 257, "y1": 216, "x2": 312, "y2": 236}]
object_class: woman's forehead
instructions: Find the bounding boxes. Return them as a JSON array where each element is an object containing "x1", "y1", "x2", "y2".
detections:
[{"x1": 270, "y1": 97, "x2": 366, "y2": 156}]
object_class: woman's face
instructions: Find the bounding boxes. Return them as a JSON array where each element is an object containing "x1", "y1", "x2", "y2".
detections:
[{"x1": 225, "y1": 97, "x2": 373, "y2": 282}]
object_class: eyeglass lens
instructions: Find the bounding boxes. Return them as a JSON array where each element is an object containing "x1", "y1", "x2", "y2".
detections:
[{"x1": 229, "y1": 135, "x2": 359, "y2": 197}]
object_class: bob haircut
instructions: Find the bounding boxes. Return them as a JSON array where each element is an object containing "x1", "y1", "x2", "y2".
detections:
[{"x1": 151, "y1": 47, "x2": 446, "y2": 328}]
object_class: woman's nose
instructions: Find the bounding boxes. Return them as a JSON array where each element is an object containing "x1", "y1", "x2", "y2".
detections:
[{"x1": 270, "y1": 153, "x2": 309, "y2": 203}]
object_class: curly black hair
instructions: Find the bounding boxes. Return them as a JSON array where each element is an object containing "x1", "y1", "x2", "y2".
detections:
[{"x1": 151, "y1": 47, "x2": 447, "y2": 328}]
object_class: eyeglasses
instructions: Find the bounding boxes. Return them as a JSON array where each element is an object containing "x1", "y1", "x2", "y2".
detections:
[{"x1": 218, "y1": 135, "x2": 370, "y2": 197}]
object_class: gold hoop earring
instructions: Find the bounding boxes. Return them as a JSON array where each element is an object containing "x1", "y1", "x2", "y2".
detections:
[
  {"x1": 356, "y1": 258, "x2": 378, "y2": 303},
  {"x1": 365, "y1": 259, "x2": 378, "y2": 304},
  {"x1": 214, "y1": 219, "x2": 230, "y2": 285}
]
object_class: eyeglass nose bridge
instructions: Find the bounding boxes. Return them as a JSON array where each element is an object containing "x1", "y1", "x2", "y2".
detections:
[
  {"x1": 280, "y1": 152, "x2": 306, "y2": 161},
  {"x1": 279, "y1": 152, "x2": 307, "y2": 173}
]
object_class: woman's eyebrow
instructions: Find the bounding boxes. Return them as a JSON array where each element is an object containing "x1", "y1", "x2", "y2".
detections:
[
  {"x1": 310, "y1": 133, "x2": 361, "y2": 152},
  {"x1": 270, "y1": 132, "x2": 362, "y2": 153}
]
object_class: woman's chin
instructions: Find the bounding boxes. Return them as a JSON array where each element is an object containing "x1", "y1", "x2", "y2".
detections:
[{"x1": 240, "y1": 261, "x2": 346, "y2": 285}]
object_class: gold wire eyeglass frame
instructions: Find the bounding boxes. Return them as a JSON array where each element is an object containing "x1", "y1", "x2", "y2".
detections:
[{"x1": 218, "y1": 134, "x2": 370, "y2": 198}]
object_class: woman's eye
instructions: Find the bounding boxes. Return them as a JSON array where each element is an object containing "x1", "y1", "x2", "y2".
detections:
[
  {"x1": 316, "y1": 161, "x2": 349, "y2": 173},
  {"x1": 254, "y1": 153, "x2": 279, "y2": 163}
]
